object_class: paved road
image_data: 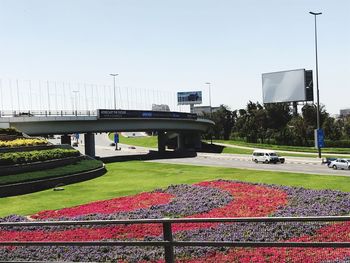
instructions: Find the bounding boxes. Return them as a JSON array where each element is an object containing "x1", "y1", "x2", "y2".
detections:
[
  {"x1": 150, "y1": 153, "x2": 350, "y2": 177},
  {"x1": 50, "y1": 133, "x2": 152, "y2": 157},
  {"x1": 51, "y1": 133, "x2": 350, "y2": 177},
  {"x1": 214, "y1": 142, "x2": 350, "y2": 157}
]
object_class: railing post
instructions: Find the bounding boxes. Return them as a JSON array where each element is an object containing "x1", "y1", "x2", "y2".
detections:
[{"x1": 163, "y1": 222, "x2": 174, "y2": 263}]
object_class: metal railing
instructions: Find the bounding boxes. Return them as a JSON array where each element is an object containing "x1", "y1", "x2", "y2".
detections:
[
  {"x1": 0, "y1": 110, "x2": 97, "y2": 117},
  {"x1": 1, "y1": 216, "x2": 350, "y2": 263}
]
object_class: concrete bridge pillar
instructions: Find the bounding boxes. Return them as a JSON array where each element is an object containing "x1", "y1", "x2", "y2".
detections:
[
  {"x1": 192, "y1": 132, "x2": 202, "y2": 150},
  {"x1": 84, "y1": 132, "x2": 95, "y2": 157},
  {"x1": 61, "y1": 134, "x2": 71, "y2": 145},
  {"x1": 157, "y1": 131, "x2": 166, "y2": 153},
  {"x1": 177, "y1": 133, "x2": 185, "y2": 151}
]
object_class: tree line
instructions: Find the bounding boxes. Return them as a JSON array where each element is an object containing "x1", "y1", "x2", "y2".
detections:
[{"x1": 204, "y1": 102, "x2": 350, "y2": 147}]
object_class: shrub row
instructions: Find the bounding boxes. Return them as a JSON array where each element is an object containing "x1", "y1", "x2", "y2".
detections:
[
  {"x1": 0, "y1": 159, "x2": 102, "y2": 186},
  {"x1": 324, "y1": 140, "x2": 350, "y2": 148},
  {"x1": 0, "y1": 149, "x2": 80, "y2": 166},
  {"x1": 0, "y1": 138, "x2": 48, "y2": 148},
  {"x1": 0, "y1": 128, "x2": 22, "y2": 136}
]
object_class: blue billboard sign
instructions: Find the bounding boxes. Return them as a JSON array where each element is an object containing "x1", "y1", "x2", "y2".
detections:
[
  {"x1": 114, "y1": 133, "x2": 119, "y2": 144},
  {"x1": 314, "y1": 129, "x2": 325, "y2": 148}
]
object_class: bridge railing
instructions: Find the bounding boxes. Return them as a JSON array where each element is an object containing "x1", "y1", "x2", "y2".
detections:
[
  {"x1": 1, "y1": 216, "x2": 350, "y2": 263},
  {"x1": 0, "y1": 110, "x2": 97, "y2": 117}
]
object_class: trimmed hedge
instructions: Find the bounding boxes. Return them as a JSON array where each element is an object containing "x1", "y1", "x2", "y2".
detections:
[
  {"x1": 0, "y1": 138, "x2": 48, "y2": 148},
  {"x1": 0, "y1": 128, "x2": 22, "y2": 136},
  {"x1": 0, "y1": 149, "x2": 80, "y2": 166},
  {"x1": 0, "y1": 159, "x2": 103, "y2": 186},
  {"x1": 324, "y1": 140, "x2": 350, "y2": 148}
]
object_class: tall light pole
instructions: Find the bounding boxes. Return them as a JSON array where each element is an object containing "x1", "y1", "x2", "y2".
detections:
[
  {"x1": 110, "y1": 73, "x2": 118, "y2": 109},
  {"x1": 73, "y1": 90, "x2": 79, "y2": 115},
  {"x1": 205, "y1": 82, "x2": 212, "y2": 117},
  {"x1": 205, "y1": 82, "x2": 213, "y2": 144},
  {"x1": 310, "y1": 11, "x2": 322, "y2": 158}
]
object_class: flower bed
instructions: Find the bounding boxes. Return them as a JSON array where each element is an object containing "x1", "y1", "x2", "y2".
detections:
[
  {"x1": 1, "y1": 180, "x2": 350, "y2": 262},
  {"x1": 0, "y1": 138, "x2": 47, "y2": 148},
  {"x1": 0, "y1": 148, "x2": 79, "y2": 165}
]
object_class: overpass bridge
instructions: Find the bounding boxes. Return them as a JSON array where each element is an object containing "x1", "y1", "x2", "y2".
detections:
[{"x1": 0, "y1": 109, "x2": 214, "y2": 157}]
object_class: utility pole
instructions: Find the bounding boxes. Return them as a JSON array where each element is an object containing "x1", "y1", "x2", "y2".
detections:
[{"x1": 310, "y1": 11, "x2": 322, "y2": 158}]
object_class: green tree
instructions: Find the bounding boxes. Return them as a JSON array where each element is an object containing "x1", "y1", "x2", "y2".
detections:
[
  {"x1": 264, "y1": 103, "x2": 292, "y2": 144},
  {"x1": 323, "y1": 117, "x2": 342, "y2": 141},
  {"x1": 207, "y1": 105, "x2": 236, "y2": 140},
  {"x1": 287, "y1": 116, "x2": 309, "y2": 146}
]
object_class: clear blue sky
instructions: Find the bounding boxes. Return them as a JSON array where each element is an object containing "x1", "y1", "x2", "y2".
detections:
[{"x1": 0, "y1": 0, "x2": 349, "y2": 114}]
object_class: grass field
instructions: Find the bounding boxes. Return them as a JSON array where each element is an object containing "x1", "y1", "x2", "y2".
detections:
[
  {"x1": 108, "y1": 133, "x2": 158, "y2": 148},
  {"x1": 220, "y1": 145, "x2": 350, "y2": 158},
  {"x1": 107, "y1": 134, "x2": 349, "y2": 158},
  {"x1": 215, "y1": 139, "x2": 350, "y2": 154},
  {"x1": 0, "y1": 159, "x2": 103, "y2": 185},
  {"x1": 2, "y1": 161, "x2": 350, "y2": 217}
]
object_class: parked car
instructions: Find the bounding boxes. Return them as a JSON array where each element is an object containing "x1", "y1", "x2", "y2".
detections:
[
  {"x1": 252, "y1": 149, "x2": 285, "y2": 164},
  {"x1": 328, "y1": 159, "x2": 350, "y2": 170}
]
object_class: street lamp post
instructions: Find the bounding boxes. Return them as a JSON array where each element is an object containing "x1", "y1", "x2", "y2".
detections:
[
  {"x1": 205, "y1": 82, "x2": 213, "y2": 144},
  {"x1": 310, "y1": 11, "x2": 322, "y2": 158},
  {"x1": 110, "y1": 74, "x2": 119, "y2": 109},
  {"x1": 205, "y1": 82, "x2": 212, "y2": 117},
  {"x1": 73, "y1": 90, "x2": 79, "y2": 116}
]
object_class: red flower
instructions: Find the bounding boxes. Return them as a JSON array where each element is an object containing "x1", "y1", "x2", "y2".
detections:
[{"x1": 32, "y1": 192, "x2": 174, "y2": 219}]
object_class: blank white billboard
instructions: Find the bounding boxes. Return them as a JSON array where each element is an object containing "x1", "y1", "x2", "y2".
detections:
[{"x1": 262, "y1": 69, "x2": 306, "y2": 103}]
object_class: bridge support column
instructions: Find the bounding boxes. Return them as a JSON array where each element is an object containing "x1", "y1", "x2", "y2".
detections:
[
  {"x1": 177, "y1": 133, "x2": 185, "y2": 151},
  {"x1": 61, "y1": 134, "x2": 71, "y2": 145},
  {"x1": 84, "y1": 132, "x2": 95, "y2": 157},
  {"x1": 191, "y1": 132, "x2": 202, "y2": 150},
  {"x1": 158, "y1": 131, "x2": 166, "y2": 153}
]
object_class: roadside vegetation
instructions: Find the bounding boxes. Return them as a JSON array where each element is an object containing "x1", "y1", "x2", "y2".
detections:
[
  {"x1": 203, "y1": 102, "x2": 350, "y2": 149},
  {"x1": 0, "y1": 159, "x2": 102, "y2": 186},
  {"x1": 108, "y1": 133, "x2": 158, "y2": 148},
  {"x1": 215, "y1": 140, "x2": 350, "y2": 155},
  {"x1": 2, "y1": 161, "x2": 350, "y2": 216}
]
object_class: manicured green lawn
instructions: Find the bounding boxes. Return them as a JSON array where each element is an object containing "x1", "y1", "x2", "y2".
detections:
[
  {"x1": 108, "y1": 133, "x2": 158, "y2": 148},
  {"x1": 106, "y1": 134, "x2": 349, "y2": 158},
  {"x1": 0, "y1": 159, "x2": 103, "y2": 185},
  {"x1": 220, "y1": 146, "x2": 347, "y2": 158},
  {"x1": 215, "y1": 139, "x2": 350, "y2": 154},
  {"x1": 2, "y1": 161, "x2": 350, "y2": 217}
]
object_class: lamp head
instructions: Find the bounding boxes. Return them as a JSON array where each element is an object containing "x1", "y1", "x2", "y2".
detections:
[{"x1": 309, "y1": 11, "x2": 322, "y2": 15}]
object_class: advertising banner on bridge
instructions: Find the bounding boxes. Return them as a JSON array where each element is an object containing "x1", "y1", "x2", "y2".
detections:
[
  {"x1": 177, "y1": 91, "x2": 202, "y2": 105},
  {"x1": 97, "y1": 109, "x2": 197, "y2": 120}
]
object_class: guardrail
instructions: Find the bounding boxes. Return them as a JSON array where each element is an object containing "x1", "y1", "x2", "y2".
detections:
[
  {"x1": 0, "y1": 110, "x2": 97, "y2": 117},
  {"x1": 1, "y1": 216, "x2": 350, "y2": 262}
]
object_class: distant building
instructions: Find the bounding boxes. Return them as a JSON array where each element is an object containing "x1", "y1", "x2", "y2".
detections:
[
  {"x1": 152, "y1": 104, "x2": 170, "y2": 112},
  {"x1": 192, "y1": 106, "x2": 220, "y2": 116},
  {"x1": 340, "y1": 109, "x2": 350, "y2": 117}
]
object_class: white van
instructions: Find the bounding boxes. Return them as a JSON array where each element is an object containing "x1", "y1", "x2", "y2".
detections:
[{"x1": 252, "y1": 149, "x2": 282, "y2": 164}]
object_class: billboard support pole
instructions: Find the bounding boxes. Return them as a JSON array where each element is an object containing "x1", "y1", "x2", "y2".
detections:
[
  {"x1": 310, "y1": 11, "x2": 322, "y2": 158},
  {"x1": 205, "y1": 82, "x2": 213, "y2": 145},
  {"x1": 292, "y1": 102, "x2": 298, "y2": 116}
]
